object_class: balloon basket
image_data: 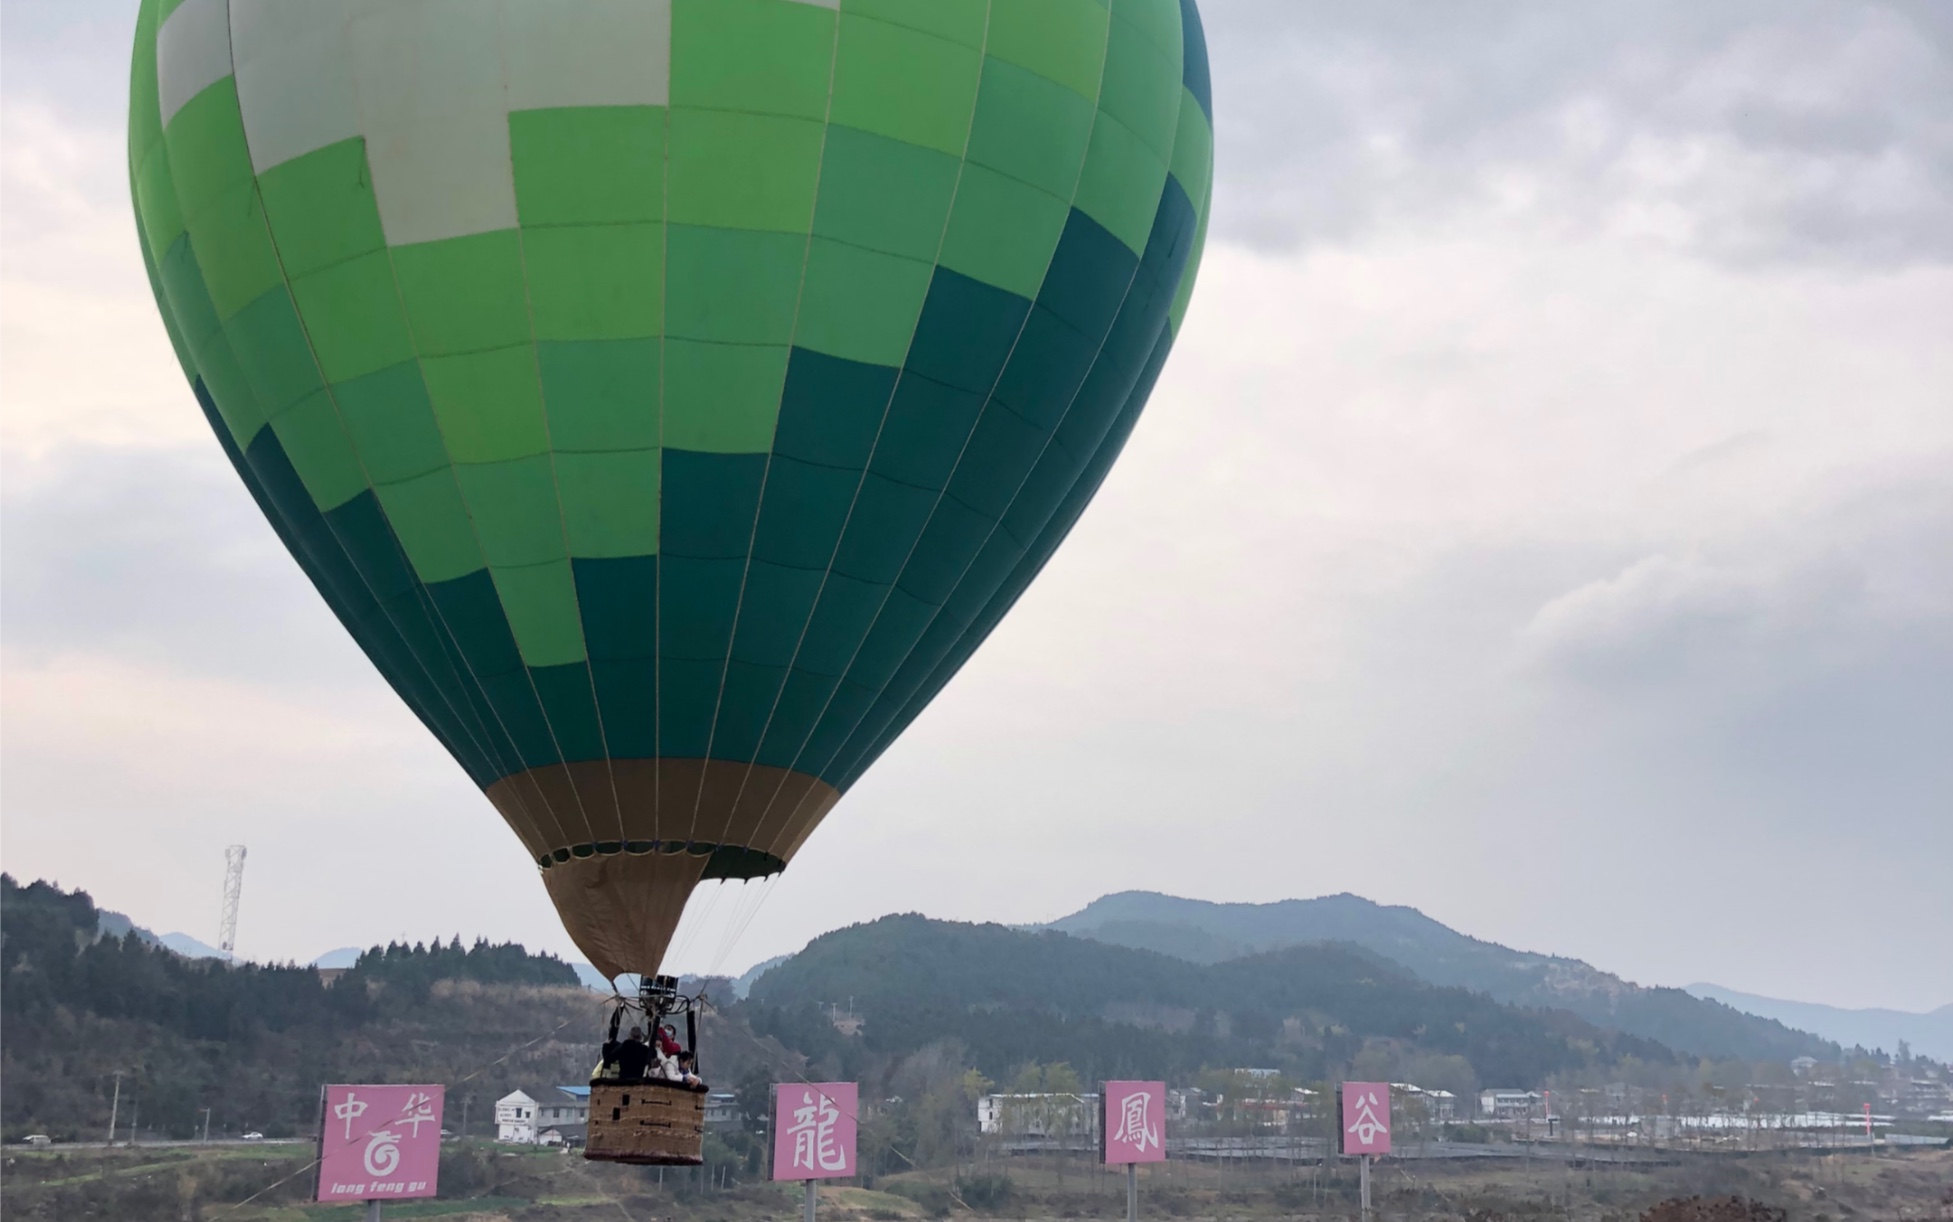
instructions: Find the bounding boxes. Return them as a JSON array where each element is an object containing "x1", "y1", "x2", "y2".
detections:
[{"x1": 584, "y1": 1079, "x2": 705, "y2": 1166}]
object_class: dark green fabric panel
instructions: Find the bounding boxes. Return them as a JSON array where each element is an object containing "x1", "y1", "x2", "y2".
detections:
[
  {"x1": 706, "y1": 659, "x2": 791, "y2": 761},
  {"x1": 823, "y1": 177, "x2": 1198, "y2": 789},
  {"x1": 572, "y1": 555, "x2": 659, "y2": 660},
  {"x1": 772, "y1": 347, "x2": 894, "y2": 469},
  {"x1": 530, "y1": 662, "x2": 608, "y2": 763},
  {"x1": 730, "y1": 560, "x2": 825, "y2": 667}
]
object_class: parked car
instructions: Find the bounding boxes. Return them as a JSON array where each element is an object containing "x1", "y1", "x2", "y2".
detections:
[
  {"x1": 22, "y1": 1135, "x2": 52, "y2": 1147},
  {"x1": 241, "y1": 1131, "x2": 265, "y2": 1141}
]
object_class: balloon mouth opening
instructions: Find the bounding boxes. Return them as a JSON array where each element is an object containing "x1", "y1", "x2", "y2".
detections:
[{"x1": 537, "y1": 840, "x2": 784, "y2": 881}]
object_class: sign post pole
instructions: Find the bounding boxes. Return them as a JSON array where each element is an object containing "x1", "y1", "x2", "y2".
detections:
[
  {"x1": 1359, "y1": 1154, "x2": 1370, "y2": 1218},
  {"x1": 366, "y1": 1202, "x2": 382, "y2": 1222},
  {"x1": 1126, "y1": 1162, "x2": 1137, "y2": 1222},
  {"x1": 804, "y1": 1179, "x2": 816, "y2": 1222}
]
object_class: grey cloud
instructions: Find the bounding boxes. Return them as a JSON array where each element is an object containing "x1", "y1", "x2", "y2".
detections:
[
  {"x1": 0, "y1": 443, "x2": 373, "y2": 689},
  {"x1": 1519, "y1": 474, "x2": 1953, "y2": 687},
  {"x1": 1205, "y1": 0, "x2": 1953, "y2": 267}
]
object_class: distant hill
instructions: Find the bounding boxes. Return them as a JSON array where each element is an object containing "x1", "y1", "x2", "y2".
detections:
[
  {"x1": 1041, "y1": 891, "x2": 1837, "y2": 1063},
  {"x1": 747, "y1": 914, "x2": 1678, "y2": 1092},
  {"x1": 1687, "y1": 984, "x2": 1953, "y2": 1061},
  {"x1": 160, "y1": 932, "x2": 228, "y2": 960}
]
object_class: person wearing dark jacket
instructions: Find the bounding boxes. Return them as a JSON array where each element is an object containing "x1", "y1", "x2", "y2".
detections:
[{"x1": 614, "y1": 1028, "x2": 652, "y2": 1082}]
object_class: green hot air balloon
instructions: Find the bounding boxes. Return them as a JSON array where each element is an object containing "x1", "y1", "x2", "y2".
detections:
[{"x1": 129, "y1": 0, "x2": 1212, "y2": 980}]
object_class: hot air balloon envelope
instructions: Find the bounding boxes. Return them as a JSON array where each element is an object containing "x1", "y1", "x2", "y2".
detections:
[{"x1": 129, "y1": 0, "x2": 1213, "y2": 977}]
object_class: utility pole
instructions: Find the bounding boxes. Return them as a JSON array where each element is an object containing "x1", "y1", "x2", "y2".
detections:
[
  {"x1": 107, "y1": 1072, "x2": 123, "y2": 1145},
  {"x1": 202, "y1": 1108, "x2": 213, "y2": 1143},
  {"x1": 129, "y1": 1091, "x2": 140, "y2": 1147}
]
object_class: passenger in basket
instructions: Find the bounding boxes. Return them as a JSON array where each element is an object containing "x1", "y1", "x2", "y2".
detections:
[
  {"x1": 676, "y1": 1051, "x2": 706, "y2": 1090},
  {"x1": 614, "y1": 1027, "x2": 652, "y2": 1082}
]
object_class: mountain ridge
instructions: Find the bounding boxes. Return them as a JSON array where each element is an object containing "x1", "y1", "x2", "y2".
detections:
[
  {"x1": 1038, "y1": 890, "x2": 1837, "y2": 1063},
  {"x1": 747, "y1": 913, "x2": 1680, "y2": 1092},
  {"x1": 1686, "y1": 983, "x2": 1953, "y2": 1061}
]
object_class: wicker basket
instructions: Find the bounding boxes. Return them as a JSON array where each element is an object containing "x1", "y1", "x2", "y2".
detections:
[{"x1": 584, "y1": 1079, "x2": 706, "y2": 1165}]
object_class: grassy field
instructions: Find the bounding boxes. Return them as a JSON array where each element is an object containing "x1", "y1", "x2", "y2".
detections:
[{"x1": 2, "y1": 1140, "x2": 1948, "y2": 1221}]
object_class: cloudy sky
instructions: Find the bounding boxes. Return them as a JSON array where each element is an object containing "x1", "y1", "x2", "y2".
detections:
[{"x1": 4, "y1": 1, "x2": 1948, "y2": 1013}]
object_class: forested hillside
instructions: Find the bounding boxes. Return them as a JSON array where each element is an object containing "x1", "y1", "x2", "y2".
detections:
[
  {"x1": 746, "y1": 914, "x2": 1681, "y2": 1094},
  {"x1": 0, "y1": 876, "x2": 599, "y2": 1142},
  {"x1": 1043, "y1": 892, "x2": 1838, "y2": 1063}
]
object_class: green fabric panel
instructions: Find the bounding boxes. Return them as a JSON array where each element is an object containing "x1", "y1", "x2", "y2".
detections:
[
  {"x1": 937, "y1": 162, "x2": 1070, "y2": 299},
  {"x1": 490, "y1": 560, "x2": 588, "y2": 668},
  {"x1": 332, "y1": 361, "x2": 451, "y2": 485},
  {"x1": 191, "y1": 329, "x2": 267, "y2": 445},
  {"x1": 800, "y1": 235, "x2": 937, "y2": 363},
  {"x1": 662, "y1": 340, "x2": 786, "y2": 452},
  {"x1": 1115, "y1": 0, "x2": 1183, "y2": 67},
  {"x1": 538, "y1": 339, "x2": 661, "y2": 452},
  {"x1": 665, "y1": 224, "x2": 806, "y2": 345},
  {"x1": 132, "y1": 145, "x2": 184, "y2": 261},
  {"x1": 376, "y1": 468, "x2": 484, "y2": 584},
  {"x1": 670, "y1": 0, "x2": 836, "y2": 120},
  {"x1": 391, "y1": 230, "x2": 531, "y2": 357},
  {"x1": 830, "y1": 14, "x2": 982, "y2": 158},
  {"x1": 255, "y1": 138, "x2": 387, "y2": 279},
  {"x1": 1168, "y1": 86, "x2": 1214, "y2": 218},
  {"x1": 182, "y1": 182, "x2": 286, "y2": 322},
  {"x1": 128, "y1": 1, "x2": 163, "y2": 168},
  {"x1": 965, "y1": 58, "x2": 1097, "y2": 201},
  {"x1": 288, "y1": 251, "x2": 418, "y2": 383},
  {"x1": 422, "y1": 346, "x2": 550, "y2": 463},
  {"x1": 985, "y1": 0, "x2": 1109, "y2": 102},
  {"x1": 667, "y1": 109, "x2": 825, "y2": 232},
  {"x1": 810, "y1": 125, "x2": 961, "y2": 262},
  {"x1": 269, "y1": 388, "x2": 368, "y2": 511},
  {"x1": 522, "y1": 223, "x2": 665, "y2": 341},
  {"x1": 509, "y1": 106, "x2": 666, "y2": 227},
  {"x1": 1099, "y1": 9, "x2": 1181, "y2": 162},
  {"x1": 794, "y1": 238, "x2": 932, "y2": 367},
  {"x1": 454, "y1": 456, "x2": 570, "y2": 568},
  {"x1": 161, "y1": 80, "x2": 251, "y2": 222},
  {"x1": 1168, "y1": 183, "x2": 1209, "y2": 334},
  {"x1": 226, "y1": 286, "x2": 325, "y2": 418},
  {"x1": 1073, "y1": 113, "x2": 1169, "y2": 257},
  {"x1": 134, "y1": 214, "x2": 198, "y2": 383},
  {"x1": 840, "y1": 0, "x2": 988, "y2": 48},
  {"x1": 557, "y1": 449, "x2": 662, "y2": 557},
  {"x1": 157, "y1": 233, "x2": 221, "y2": 350}
]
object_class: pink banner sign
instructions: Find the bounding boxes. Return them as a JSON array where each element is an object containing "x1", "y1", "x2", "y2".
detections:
[
  {"x1": 1340, "y1": 1082, "x2": 1391, "y2": 1156},
  {"x1": 316, "y1": 1084, "x2": 444, "y2": 1203},
  {"x1": 771, "y1": 1082, "x2": 858, "y2": 1181},
  {"x1": 1103, "y1": 1081, "x2": 1166, "y2": 1164}
]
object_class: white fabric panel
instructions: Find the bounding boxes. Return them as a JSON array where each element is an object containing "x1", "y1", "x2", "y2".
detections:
[
  {"x1": 504, "y1": 0, "x2": 672, "y2": 110},
  {"x1": 348, "y1": 0, "x2": 517, "y2": 246},
  {"x1": 198, "y1": 0, "x2": 685, "y2": 245},
  {"x1": 230, "y1": 0, "x2": 361, "y2": 172},
  {"x1": 157, "y1": 0, "x2": 236, "y2": 127}
]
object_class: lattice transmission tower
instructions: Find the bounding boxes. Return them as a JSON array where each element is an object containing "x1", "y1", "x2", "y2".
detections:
[{"x1": 217, "y1": 845, "x2": 247, "y2": 958}]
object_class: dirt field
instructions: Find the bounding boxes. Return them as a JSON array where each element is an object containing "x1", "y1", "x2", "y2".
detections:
[{"x1": 2, "y1": 1141, "x2": 1948, "y2": 1221}]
